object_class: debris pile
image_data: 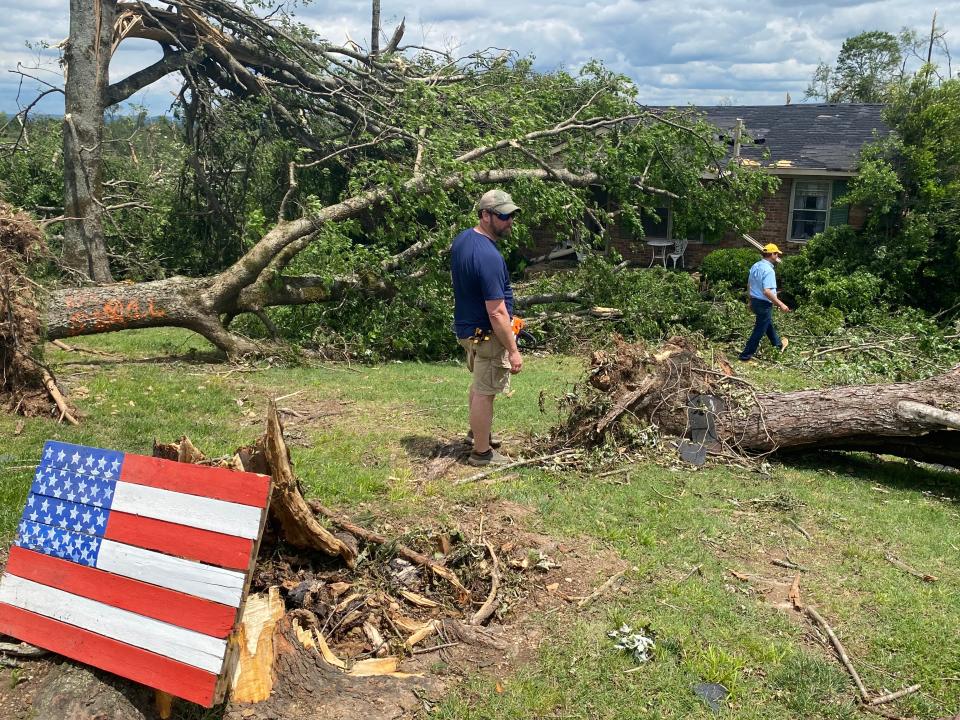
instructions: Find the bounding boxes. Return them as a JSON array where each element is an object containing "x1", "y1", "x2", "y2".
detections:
[
  {"x1": 0, "y1": 202, "x2": 61, "y2": 419},
  {"x1": 553, "y1": 335, "x2": 739, "y2": 453},
  {"x1": 156, "y1": 405, "x2": 544, "y2": 675}
]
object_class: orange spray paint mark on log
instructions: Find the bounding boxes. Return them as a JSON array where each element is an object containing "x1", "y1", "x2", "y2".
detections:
[{"x1": 65, "y1": 294, "x2": 167, "y2": 334}]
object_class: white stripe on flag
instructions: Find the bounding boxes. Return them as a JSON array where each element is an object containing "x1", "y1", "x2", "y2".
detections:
[
  {"x1": 111, "y1": 481, "x2": 262, "y2": 539},
  {"x1": 97, "y1": 539, "x2": 246, "y2": 607},
  {"x1": 0, "y1": 574, "x2": 227, "y2": 673}
]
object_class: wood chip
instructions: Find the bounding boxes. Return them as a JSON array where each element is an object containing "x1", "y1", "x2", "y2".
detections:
[
  {"x1": 328, "y1": 581, "x2": 352, "y2": 598},
  {"x1": 349, "y1": 657, "x2": 407, "y2": 676},
  {"x1": 314, "y1": 631, "x2": 346, "y2": 669},
  {"x1": 335, "y1": 592, "x2": 363, "y2": 612},
  {"x1": 404, "y1": 620, "x2": 440, "y2": 649},
  {"x1": 788, "y1": 573, "x2": 802, "y2": 610},
  {"x1": 399, "y1": 589, "x2": 439, "y2": 608},
  {"x1": 389, "y1": 612, "x2": 428, "y2": 634}
]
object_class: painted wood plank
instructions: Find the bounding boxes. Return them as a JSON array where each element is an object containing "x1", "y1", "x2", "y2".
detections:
[
  {"x1": 111, "y1": 481, "x2": 262, "y2": 539},
  {"x1": 119, "y1": 453, "x2": 270, "y2": 508},
  {"x1": 0, "y1": 574, "x2": 227, "y2": 673},
  {"x1": 97, "y1": 539, "x2": 246, "y2": 607},
  {"x1": 105, "y1": 511, "x2": 254, "y2": 570},
  {"x1": 21, "y1": 492, "x2": 255, "y2": 571},
  {"x1": 6, "y1": 547, "x2": 236, "y2": 638},
  {"x1": 0, "y1": 603, "x2": 217, "y2": 706}
]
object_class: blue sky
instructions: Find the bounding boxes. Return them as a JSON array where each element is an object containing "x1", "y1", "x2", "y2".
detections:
[{"x1": 1, "y1": 0, "x2": 956, "y2": 116}]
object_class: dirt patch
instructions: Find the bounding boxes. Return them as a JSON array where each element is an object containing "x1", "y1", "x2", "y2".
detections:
[{"x1": 224, "y1": 498, "x2": 628, "y2": 720}]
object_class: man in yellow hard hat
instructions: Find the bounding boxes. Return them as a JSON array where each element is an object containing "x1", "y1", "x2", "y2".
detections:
[{"x1": 738, "y1": 243, "x2": 790, "y2": 361}]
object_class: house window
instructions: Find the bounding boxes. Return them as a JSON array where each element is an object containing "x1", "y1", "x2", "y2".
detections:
[
  {"x1": 640, "y1": 207, "x2": 671, "y2": 239},
  {"x1": 788, "y1": 181, "x2": 831, "y2": 241}
]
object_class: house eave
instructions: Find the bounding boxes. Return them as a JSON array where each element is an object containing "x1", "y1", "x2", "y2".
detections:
[
  {"x1": 703, "y1": 167, "x2": 858, "y2": 180},
  {"x1": 765, "y1": 168, "x2": 857, "y2": 178}
]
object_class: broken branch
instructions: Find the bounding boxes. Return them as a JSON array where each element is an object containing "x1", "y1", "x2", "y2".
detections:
[
  {"x1": 578, "y1": 569, "x2": 627, "y2": 609},
  {"x1": 308, "y1": 500, "x2": 470, "y2": 604},
  {"x1": 884, "y1": 553, "x2": 938, "y2": 583},
  {"x1": 455, "y1": 450, "x2": 578, "y2": 485},
  {"x1": 868, "y1": 684, "x2": 922, "y2": 706},
  {"x1": 469, "y1": 541, "x2": 501, "y2": 626},
  {"x1": 805, "y1": 606, "x2": 870, "y2": 702}
]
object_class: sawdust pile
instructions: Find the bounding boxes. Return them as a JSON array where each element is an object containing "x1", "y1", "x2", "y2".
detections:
[{"x1": 0, "y1": 201, "x2": 50, "y2": 416}]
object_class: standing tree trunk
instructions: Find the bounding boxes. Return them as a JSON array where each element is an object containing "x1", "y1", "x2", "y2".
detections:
[
  {"x1": 370, "y1": 0, "x2": 381, "y2": 56},
  {"x1": 62, "y1": 0, "x2": 116, "y2": 283}
]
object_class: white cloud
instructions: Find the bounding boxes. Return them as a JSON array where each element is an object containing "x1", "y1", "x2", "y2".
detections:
[{"x1": 1, "y1": 0, "x2": 957, "y2": 116}]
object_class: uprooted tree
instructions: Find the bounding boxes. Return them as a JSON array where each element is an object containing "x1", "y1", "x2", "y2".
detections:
[
  {"x1": 30, "y1": 0, "x2": 777, "y2": 358},
  {"x1": 557, "y1": 338, "x2": 960, "y2": 469}
]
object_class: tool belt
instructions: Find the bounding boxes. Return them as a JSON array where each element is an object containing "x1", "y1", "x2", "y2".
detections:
[
  {"x1": 472, "y1": 317, "x2": 525, "y2": 345},
  {"x1": 471, "y1": 327, "x2": 491, "y2": 344}
]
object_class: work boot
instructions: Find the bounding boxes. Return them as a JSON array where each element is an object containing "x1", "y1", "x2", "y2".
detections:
[
  {"x1": 466, "y1": 430, "x2": 503, "y2": 449},
  {"x1": 779, "y1": 337, "x2": 789, "y2": 352},
  {"x1": 467, "y1": 448, "x2": 511, "y2": 467}
]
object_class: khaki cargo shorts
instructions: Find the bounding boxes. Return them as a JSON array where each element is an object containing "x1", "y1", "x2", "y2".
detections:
[{"x1": 458, "y1": 335, "x2": 512, "y2": 396}]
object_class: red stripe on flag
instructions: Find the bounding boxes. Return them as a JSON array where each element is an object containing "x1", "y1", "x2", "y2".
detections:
[
  {"x1": 0, "y1": 603, "x2": 218, "y2": 706},
  {"x1": 105, "y1": 511, "x2": 254, "y2": 571},
  {"x1": 119, "y1": 453, "x2": 270, "y2": 507},
  {"x1": 6, "y1": 547, "x2": 236, "y2": 638}
]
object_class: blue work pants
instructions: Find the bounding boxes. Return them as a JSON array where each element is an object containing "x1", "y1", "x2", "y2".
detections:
[{"x1": 739, "y1": 298, "x2": 781, "y2": 360}]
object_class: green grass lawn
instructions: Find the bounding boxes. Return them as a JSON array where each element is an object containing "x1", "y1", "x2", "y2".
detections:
[{"x1": 2, "y1": 328, "x2": 958, "y2": 719}]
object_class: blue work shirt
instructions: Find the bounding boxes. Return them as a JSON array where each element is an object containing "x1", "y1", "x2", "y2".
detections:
[
  {"x1": 451, "y1": 228, "x2": 513, "y2": 339},
  {"x1": 748, "y1": 259, "x2": 777, "y2": 301}
]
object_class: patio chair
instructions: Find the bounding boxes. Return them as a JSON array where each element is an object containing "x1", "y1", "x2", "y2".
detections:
[{"x1": 668, "y1": 237, "x2": 689, "y2": 269}]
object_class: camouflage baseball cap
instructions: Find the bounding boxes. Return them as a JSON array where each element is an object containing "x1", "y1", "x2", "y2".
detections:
[{"x1": 476, "y1": 189, "x2": 520, "y2": 214}]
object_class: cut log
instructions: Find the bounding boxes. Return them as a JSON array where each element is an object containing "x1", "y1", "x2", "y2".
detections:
[{"x1": 562, "y1": 338, "x2": 960, "y2": 468}]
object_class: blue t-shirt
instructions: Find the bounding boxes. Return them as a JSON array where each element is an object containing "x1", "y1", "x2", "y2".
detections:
[
  {"x1": 748, "y1": 259, "x2": 777, "y2": 300},
  {"x1": 451, "y1": 228, "x2": 513, "y2": 339}
]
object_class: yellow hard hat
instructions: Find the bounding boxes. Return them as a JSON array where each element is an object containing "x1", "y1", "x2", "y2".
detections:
[{"x1": 762, "y1": 243, "x2": 782, "y2": 255}]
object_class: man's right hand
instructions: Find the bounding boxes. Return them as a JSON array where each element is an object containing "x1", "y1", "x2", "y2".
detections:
[{"x1": 508, "y1": 349, "x2": 523, "y2": 374}]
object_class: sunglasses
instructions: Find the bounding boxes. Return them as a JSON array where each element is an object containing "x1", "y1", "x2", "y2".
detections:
[{"x1": 488, "y1": 210, "x2": 516, "y2": 221}]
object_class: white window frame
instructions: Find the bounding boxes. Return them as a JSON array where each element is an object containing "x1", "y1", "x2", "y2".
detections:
[{"x1": 786, "y1": 180, "x2": 832, "y2": 243}]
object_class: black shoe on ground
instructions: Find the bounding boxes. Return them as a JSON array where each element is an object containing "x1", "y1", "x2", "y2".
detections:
[
  {"x1": 467, "y1": 448, "x2": 511, "y2": 467},
  {"x1": 466, "y1": 430, "x2": 503, "y2": 449}
]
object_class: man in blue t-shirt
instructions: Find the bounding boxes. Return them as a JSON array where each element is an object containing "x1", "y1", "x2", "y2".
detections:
[
  {"x1": 738, "y1": 243, "x2": 790, "y2": 361},
  {"x1": 451, "y1": 189, "x2": 523, "y2": 466}
]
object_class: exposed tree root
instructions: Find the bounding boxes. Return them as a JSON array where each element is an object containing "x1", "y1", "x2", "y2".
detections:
[
  {"x1": 0, "y1": 201, "x2": 77, "y2": 421},
  {"x1": 554, "y1": 336, "x2": 960, "y2": 468}
]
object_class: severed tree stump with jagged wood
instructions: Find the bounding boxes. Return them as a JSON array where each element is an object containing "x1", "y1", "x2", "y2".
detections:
[{"x1": 558, "y1": 337, "x2": 960, "y2": 468}]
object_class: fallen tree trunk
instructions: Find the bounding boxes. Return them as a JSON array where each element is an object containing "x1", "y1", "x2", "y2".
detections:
[{"x1": 561, "y1": 338, "x2": 960, "y2": 468}]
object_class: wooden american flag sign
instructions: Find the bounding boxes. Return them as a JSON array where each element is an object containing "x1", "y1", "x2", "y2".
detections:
[{"x1": 0, "y1": 440, "x2": 272, "y2": 706}]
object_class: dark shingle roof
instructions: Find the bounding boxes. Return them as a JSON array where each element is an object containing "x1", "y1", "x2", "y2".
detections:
[{"x1": 660, "y1": 104, "x2": 890, "y2": 172}]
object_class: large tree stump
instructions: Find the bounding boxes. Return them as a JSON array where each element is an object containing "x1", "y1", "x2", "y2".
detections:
[
  {"x1": 563, "y1": 337, "x2": 960, "y2": 468},
  {"x1": 223, "y1": 614, "x2": 442, "y2": 720}
]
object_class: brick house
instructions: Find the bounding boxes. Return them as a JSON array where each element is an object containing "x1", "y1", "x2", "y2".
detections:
[{"x1": 524, "y1": 104, "x2": 889, "y2": 269}]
